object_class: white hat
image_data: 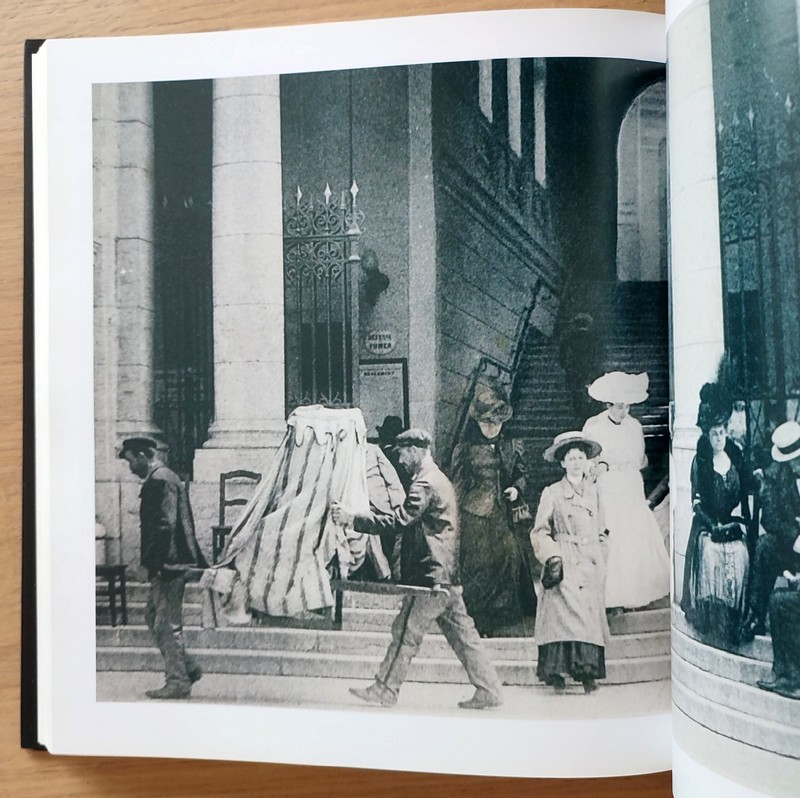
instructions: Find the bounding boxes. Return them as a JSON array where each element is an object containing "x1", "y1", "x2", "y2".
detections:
[
  {"x1": 543, "y1": 431, "x2": 602, "y2": 463},
  {"x1": 588, "y1": 371, "x2": 649, "y2": 405},
  {"x1": 771, "y1": 420, "x2": 800, "y2": 463}
]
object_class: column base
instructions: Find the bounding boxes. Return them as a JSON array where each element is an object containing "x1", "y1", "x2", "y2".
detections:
[{"x1": 192, "y1": 423, "x2": 286, "y2": 482}]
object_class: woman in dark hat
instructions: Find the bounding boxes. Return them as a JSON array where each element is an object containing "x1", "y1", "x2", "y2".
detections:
[
  {"x1": 451, "y1": 382, "x2": 538, "y2": 637},
  {"x1": 531, "y1": 431, "x2": 609, "y2": 693},
  {"x1": 680, "y1": 383, "x2": 754, "y2": 649}
]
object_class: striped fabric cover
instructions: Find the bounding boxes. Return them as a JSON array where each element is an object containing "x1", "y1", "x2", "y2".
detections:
[{"x1": 219, "y1": 406, "x2": 371, "y2": 616}]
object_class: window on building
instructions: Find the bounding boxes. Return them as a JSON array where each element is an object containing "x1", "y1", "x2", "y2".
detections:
[
  {"x1": 507, "y1": 58, "x2": 522, "y2": 157},
  {"x1": 479, "y1": 60, "x2": 493, "y2": 121}
]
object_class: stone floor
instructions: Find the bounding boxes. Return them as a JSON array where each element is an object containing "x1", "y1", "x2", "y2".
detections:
[{"x1": 97, "y1": 670, "x2": 671, "y2": 720}]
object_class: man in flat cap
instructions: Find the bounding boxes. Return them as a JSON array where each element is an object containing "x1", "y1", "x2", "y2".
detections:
[
  {"x1": 119, "y1": 437, "x2": 207, "y2": 699},
  {"x1": 331, "y1": 429, "x2": 503, "y2": 710}
]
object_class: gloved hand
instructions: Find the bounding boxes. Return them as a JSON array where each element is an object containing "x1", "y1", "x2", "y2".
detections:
[{"x1": 542, "y1": 556, "x2": 564, "y2": 589}]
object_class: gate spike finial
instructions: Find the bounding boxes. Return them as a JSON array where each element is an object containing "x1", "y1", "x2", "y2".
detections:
[
  {"x1": 324, "y1": 183, "x2": 332, "y2": 204},
  {"x1": 350, "y1": 180, "x2": 359, "y2": 202},
  {"x1": 296, "y1": 186, "x2": 302, "y2": 205}
]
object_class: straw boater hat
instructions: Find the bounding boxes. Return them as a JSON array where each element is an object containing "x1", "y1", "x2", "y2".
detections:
[
  {"x1": 543, "y1": 431, "x2": 602, "y2": 463},
  {"x1": 468, "y1": 384, "x2": 513, "y2": 425},
  {"x1": 771, "y1": 420, "x2": 800, "y2": 463},
  {"x1": 588, "y1": 371, "x2": 649, "y2": 405}
]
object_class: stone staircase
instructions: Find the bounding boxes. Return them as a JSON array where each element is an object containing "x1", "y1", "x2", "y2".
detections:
[
  {"x1": 672, "y1": 607, "x2": 800, "y2": 759},
  {"x1": 97, "y1": 584, "x2": 670, "y2": 687},
  {"x1": 507, "y1": 280, "x2": 669, "y2": 496}
]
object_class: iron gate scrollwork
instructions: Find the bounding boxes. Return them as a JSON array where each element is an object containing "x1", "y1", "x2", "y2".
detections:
[{"x1": 283, "y1": 183, "x2": 364, "y2": 411}]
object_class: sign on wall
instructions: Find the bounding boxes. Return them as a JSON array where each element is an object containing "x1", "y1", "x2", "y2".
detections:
[
  {"x1": 358, "y1": 359, "x2": 409, "y2": 439},
  {"x1": 364, "y1": 330, "x2": 396, "y2": 355}
]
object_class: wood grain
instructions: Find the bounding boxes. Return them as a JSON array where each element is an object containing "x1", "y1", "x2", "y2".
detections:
[{"x1": 0, "y1": 0, "x2": 670, "y2": 794}]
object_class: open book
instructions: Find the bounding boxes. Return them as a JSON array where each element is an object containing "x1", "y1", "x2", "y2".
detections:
[{"x1": 22, "y1": 3, "x2": 800, "y2": 795}]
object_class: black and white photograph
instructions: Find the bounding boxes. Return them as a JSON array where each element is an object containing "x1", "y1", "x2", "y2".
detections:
[
  {"x1": 670, "y1": 0, "x2": 800, "y2": 795},
  {"x1": 91, "y1": 49, "x2": 672, "y2": 723},
  {"x1": 25, "y1": 8, "x2": 685, "y2": 777}
]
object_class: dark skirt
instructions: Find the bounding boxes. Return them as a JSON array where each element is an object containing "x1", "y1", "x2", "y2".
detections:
[
  {"x1": 537, "y1": 641, "x2": 606, "y2": 683},
  {"x1": 461, "y1": 508, "x2": 536, "y2": 636},
  {"x1": 685, "y1": 597, "x2": 745, "y2": 650}
]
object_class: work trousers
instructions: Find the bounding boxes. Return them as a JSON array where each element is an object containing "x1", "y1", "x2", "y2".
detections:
[
  {"x1": 376, "y1": 585, "x2": 502, "y2": 699},
  {"x1": 749, "y1": 535, "x2": 800, "y2": 627},
  {"x1": 769, "y1": 588, "x2": 800, "y2": 685},
  {"x1": 145, "y1": 572, "x2": 200, "y2": 689}
]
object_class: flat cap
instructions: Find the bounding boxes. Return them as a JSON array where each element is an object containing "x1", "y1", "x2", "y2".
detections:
[
  {"x1": 118, "y1": 437, "x2": 159, "y2": 458},
  {"x1": 393, "y1": 428, "x2": 432, "y2": 449}
]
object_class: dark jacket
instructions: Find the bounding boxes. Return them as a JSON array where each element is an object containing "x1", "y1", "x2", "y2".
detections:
[
  {"x1": 760, "y1": 461, "x2": 800, "y2": 544},
  {"x1": 353, "y1": 459, "x2": 460, "y2": 587},
  {"x1": 451, "y1": 423, "x2": 527, "y2": 520},
  {"x1": 140, "y1": 465, "x2": 207, "y2": 575}
]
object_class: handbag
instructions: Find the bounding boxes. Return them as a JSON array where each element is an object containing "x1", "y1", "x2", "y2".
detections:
[{"x1": 508, "y1": 496, "x2": 532, "y2": 524}]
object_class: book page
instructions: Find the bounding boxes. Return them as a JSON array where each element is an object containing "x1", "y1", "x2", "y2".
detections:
[
  {"x1": 31, "y1": 9, "x2": 671, "y2": 777},
  {"x1": 668, "y1": 1, "x2": 800, "y2": 795}
]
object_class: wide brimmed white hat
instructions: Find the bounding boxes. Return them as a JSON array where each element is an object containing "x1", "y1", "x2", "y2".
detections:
[
  {"x1": 543, "y1": 431, "x2": 602, "y2": 463},
  {"x1": 771, "y1": 420, "x2": 800, "y2": 463},
  {"x1": 588, "y1": 371, "x2": 649, "y2": 405}
]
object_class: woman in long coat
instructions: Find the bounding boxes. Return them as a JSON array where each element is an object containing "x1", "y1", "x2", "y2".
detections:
[
  {"x1": 451, "y1": 384, "x2": 538, "y2": 637},
  {"x1": 581, "y1": 371, "x2": 670, "y2": 610},
  {"x1": 531, "y1": 431, "x2": 609, "y2": 693},
  {"x1": 681, "y1": 385, "x2": 752, "y2": 649}
]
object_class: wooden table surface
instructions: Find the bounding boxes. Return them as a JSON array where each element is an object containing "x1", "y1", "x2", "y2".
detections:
[{"x1": 0, "y1": 0, "x2": 670, "y2": 794}]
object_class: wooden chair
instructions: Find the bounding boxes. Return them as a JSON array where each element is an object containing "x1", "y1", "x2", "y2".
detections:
[
  {"x1": 95, "y1": 564, "x2": 128, "y2": 626},
  {"x1": 211, "y1": 470, "x2": 261, "y2": 563}
]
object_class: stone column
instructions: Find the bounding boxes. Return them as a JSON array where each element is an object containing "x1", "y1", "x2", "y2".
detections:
[
  {"x1": 668, "y1": 0, "x2": 726, "y2": 600},
  {"x1": 93, "y1": 82, "x2": 160, "y2": 568},
  {"x1": 193, "y1": 76, "x2": 286, "y2": 483},
  {"x1": 407, "y1": 65, "x2": 438, "y2": 448}
]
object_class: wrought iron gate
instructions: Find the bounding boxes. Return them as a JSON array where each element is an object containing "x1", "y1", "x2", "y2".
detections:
[
  {"x1": 283, "y1": 183, "x2": 363, "y2": 411},
  {"x1": 715, "y1": 93, "x2": 800, "y2": 447}
]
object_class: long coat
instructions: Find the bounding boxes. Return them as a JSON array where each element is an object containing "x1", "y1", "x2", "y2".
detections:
[
  {"x1": 140, "y1": 465, "x2": 207, "y2": 576},
  {"x1": 530, "y1": 475, "x2": 609, "y2": 647}
]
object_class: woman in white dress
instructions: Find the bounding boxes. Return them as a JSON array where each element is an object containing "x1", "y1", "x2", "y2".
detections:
[{"x1": 581, "y1": 372, "x2": 670, "y2": 610}]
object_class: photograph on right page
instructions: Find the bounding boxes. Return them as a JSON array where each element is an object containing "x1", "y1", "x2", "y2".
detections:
[{"x1": 669, "y1": 0, "x2": 800, "y2": 795}]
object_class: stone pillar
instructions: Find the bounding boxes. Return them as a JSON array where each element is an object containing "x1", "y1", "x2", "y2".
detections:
[
  {"x1": 193, "y1": 76, "x2": 286, "y2": 483},
  {"x1": 93, "y1": 82, "x2": 160, "y2": 568},
  {"x1": 668, "y1": 0, "x2": 726, "y2": 600},
  {"x1": 407, "y1": 65, "x2": 438, "y2": 449}
]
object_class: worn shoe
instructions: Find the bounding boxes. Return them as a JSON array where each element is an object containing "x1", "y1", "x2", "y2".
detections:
[
  {"x1": 457, "y1": 689, "x2": 503, "y2": 710},
  {"x1": 773, "y1": 683, "x2": 800, "y2": 701},
  {"x1": 583, "y1": 679, "x2": 599, "y2": 694},
  {"x1": 740, "y1": 615, "x2": 765, "y2": 643},
  {"x1": 349, "y1": 682, "x2": 397, "y2": 707},
  {"x1": 188, "y1": 666, "x2": 203, "y2": 685},
  {"x1": 545, "y1": 674, "x2": 566, "y2": 691},
  {"x1": 757, "y1": 677, "x2": 791, "y2": 694},
  {"x1": 145, "y1": 684, "x2": 191, "y2": 700}
]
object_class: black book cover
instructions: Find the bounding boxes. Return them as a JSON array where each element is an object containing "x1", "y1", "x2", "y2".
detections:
[{"x1": 22, "y1": 37, "x2": 47, "y2": 752}]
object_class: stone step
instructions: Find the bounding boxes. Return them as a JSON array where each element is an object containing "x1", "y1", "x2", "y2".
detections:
[
  {"x1": 671, "y1": 624, "x2": 773, "y2": 685},
  {"x1": 99, "y1": 602, "x2": 669, "y2": 636},
  {"x1": 97, "y1": 625, "x2": 669, "y2": 661},
  {"x1": 672, "y1": 607, "x2": 774, "y2": 663},
  {"x1": 96, "y1": 646, "x2": 670, "y2": 686},
  {"x1": 672, "y1": 652, "x2": 800, "y2": 731},
  {"x1": 673, "y1": 676, "x2": 800, "y2": 760}
]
